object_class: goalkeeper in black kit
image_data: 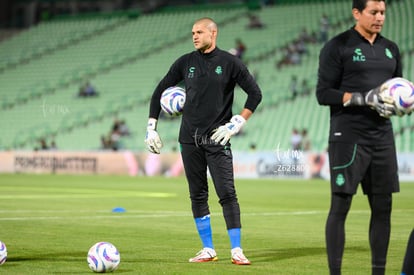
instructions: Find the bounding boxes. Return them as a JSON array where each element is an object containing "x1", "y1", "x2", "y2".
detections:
[
  {"x1": 145, "y1": 17, "x2": 262, "y2": 264},
  {"x1": 316, "y1": 0, "x2": 402, "y2": 274}
]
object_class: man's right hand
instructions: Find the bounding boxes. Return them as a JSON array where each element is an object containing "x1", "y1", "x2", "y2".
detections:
[{"x1": 145, "y1": 118, "x2": 163, "y2": 154}]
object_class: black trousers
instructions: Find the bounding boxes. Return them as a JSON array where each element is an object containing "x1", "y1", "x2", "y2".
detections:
[{"x1": 180, "y1": 143, "x2": 241, "y2": 229}]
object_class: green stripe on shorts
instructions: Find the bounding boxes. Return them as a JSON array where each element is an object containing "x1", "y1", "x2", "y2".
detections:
[{"x1": 332, "y1": 144, "x2": 357, "y2": 170}]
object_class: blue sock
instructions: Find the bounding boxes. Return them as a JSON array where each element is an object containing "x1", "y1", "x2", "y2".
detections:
[
  {"x1": 194, "y1": 215, "x2": 213, "y2": 249},
  {"x1": 228, "y1": 228, "x2": 241, "y2": 249}
]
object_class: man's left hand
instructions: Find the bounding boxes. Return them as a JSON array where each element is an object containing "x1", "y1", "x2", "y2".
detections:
[
  {"x1": 211, "y1": 115, "x2": 246, "y2": 145},
  {"x1": 365, "y1": 86, "x2": 398, "y2": 118}
]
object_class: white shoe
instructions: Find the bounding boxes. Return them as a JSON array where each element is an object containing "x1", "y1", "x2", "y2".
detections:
[
  {"x1": 231, "y1": 247, "x2": 251, "y2": 265},
  {"x1": 189, "y1": 248, "x2": 218, "y2": 263}
]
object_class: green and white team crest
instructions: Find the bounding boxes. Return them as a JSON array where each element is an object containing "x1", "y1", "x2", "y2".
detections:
[
  {"x1": 215, "y1": 66, "x2": 222, "y2": 75},
  {"x1": 336, "y1": 173, "x2": 345, "y2": 186}
]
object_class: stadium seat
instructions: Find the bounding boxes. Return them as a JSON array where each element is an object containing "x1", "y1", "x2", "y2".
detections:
[{"x1": 0, "y1": 1, "x2": 413, "y2": 152}]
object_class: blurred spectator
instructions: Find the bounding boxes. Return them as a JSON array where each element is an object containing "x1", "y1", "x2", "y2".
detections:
[
  {"x1": 119, "y1": 120, "x2": 131, "y2": 136},
  {"x1": 112, "y1": 119, "x2": 131, "y2": 136},
  {"x1": 301, "y1": 129, "x2": 311, "y2": 151},
  {"x1": 295, "y1": 38, "x2": 308, "y2": 55},
  {"x1": 109, "y1": 127, "x2": 121, "y2": 151},
  {"x1": 276, "y1": 42, "x2": 302, "y2": 69},
  {"x1": 290, "y1": 128, "x2": 302, "y2": 151},
  {"x1": 319, "y1": 14, "x2": 330, "y2": 43},
  {"x1": 235, "y1": 38, "x2": 246, "y2": 59},
  {"x1": 309, "y1": 153, "x2": 326, "y2": 179},
  {"x1": 100, "y1": 119, "x2": 131, "y2": 151},
  {"x1": 276, "y1": 28, "x2": 318, "y2": 70},
  {"x1": 290, "y1": 75, "x2": 299, "y2": 100},
  {"x1": 35, "y1": 138, "x2": 49, "y2": 150},
  {"x1": 246, "y1": 13, "x2": 265, "y2": 29},
  {"x1": 40, "y1": 139, "x2": 49, "y2": 150},
  {"x1": 249, "y1": 143, "x2": 257, "y2": 151},
  {"x1": 78, "y1": 81, "x2": 98, "y2": 97},
  {"x1": 34, "y1": 138, "x2": 57, "y2": 151},
  {"x1": 300, "y1": 79, "x2": 311, "y2": 96},
  {"x1": 49, "y1": 140, "x2": 58, "y2": 150},
  {"x1": 299, "y1": 28, "x2": 318, "y2": 44}
]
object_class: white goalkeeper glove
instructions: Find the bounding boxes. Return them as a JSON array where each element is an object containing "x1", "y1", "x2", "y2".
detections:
[
  {"x1": 145, "y1": 118, "x2": 163, "y2": 154},
  {"x1": 343, "y1": 84, "x2": 396, "y2": 118},
  {"x1": 211, "y1": 115, "x2": 246, "y2": 146}
]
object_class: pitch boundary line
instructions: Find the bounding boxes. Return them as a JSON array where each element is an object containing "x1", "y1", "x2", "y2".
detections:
[{"x1": 1, "y1": 209, "x2": 413, "y2": 221}]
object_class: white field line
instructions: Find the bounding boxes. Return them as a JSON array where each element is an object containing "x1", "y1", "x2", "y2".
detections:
[
  {"x1": 0, "y1": 192, "x2": 176, "y2": 199},
  {"x1": 0, "y1": 210, "x2": 356, "y2": 221},
  {"x1": 0, "y1": 209, "x2": 412, "y2": 221}
]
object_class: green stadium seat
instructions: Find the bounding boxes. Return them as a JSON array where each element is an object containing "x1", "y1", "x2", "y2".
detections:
[{"x1": 0, "y1": 1, "x2": 412, "y2": 152}]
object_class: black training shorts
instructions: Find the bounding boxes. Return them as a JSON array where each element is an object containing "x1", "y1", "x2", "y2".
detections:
[{"x1": 328, "y1": 142, "x2": 399, "y2": 195}]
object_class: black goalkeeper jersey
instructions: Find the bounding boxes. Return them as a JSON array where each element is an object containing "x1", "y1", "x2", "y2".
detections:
[
  {"x1": 149, "y1": 47, "x2": 262, "y2": 144},
  {"x1": 316, "y1": 27, "x2": 402, "y2": 145}
]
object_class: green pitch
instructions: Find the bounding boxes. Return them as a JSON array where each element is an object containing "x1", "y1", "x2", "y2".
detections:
[{"x1": 0, "y1": 174, "x2": 412, "y2": 274}]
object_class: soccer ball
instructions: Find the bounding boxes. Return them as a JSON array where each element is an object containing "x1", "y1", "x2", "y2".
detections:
[
  {"x1": 160, "y1": 86, "x2": 186, "y2": 116},
  {"x1": 383, "y1": 77, "x2": 414, "y2": 116},
  {"x1": 87, "y1": 242, "x2": 120, "y2": 273},
  {"x1": 0, "y1": 241, "x2": 7, "y2": 265}
]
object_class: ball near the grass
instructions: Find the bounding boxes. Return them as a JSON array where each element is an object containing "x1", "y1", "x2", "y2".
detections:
[
  {"x1": 0, "y1": 241, "x2": 7, "y2": 265},
  {"x1": 87, "y1": 242, "x2": 120, "y2": 273}
]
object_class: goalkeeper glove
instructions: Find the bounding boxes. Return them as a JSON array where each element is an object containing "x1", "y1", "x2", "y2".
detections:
[
  {"x1": 211, "y1": 115, "x2": 246, "y2": 146},
  {"x1": 145, "y1": 118, "x2": 163, "y2": 154},
  {"x1": 343, "y1": 85, "x2": 396, "y2": 118}
]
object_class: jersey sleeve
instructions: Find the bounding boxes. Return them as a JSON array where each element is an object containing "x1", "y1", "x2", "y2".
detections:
[
  {"x1": 148, "y1": 56, "x2": 185, "y2": 119},
  {"x1": 234, "y1": 60, "x2": 262, "y2": 112},
  {"x1": 316, "y1": 40, "x2": 346, "y2": 106}
]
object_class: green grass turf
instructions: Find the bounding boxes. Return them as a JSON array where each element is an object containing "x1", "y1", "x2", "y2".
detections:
[{"x1": 0, "y1": 174, "x2": 412, "y2": 274}]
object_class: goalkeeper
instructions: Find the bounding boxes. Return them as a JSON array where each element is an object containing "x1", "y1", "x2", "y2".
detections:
[
  {"x1": 145, "y1": 17, "x2": 262, "y2": 265},
  {"x1": 316, "y1": 0, "x2": 401, "y2": 274}
]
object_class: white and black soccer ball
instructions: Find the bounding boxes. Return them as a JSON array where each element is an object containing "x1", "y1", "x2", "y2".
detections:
[
  {"x1": 160, "y1": 86, "x2": 186, "y2": 117},
  {"x1": 0, "y1": 241, "x2": 7, "y2": 265},
  {"x1": 87, "y1": 242, "x2": 120, "y2": 273},
  {"x1": 383, "y1": 77, "x2": 414, "y2": 116}
]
